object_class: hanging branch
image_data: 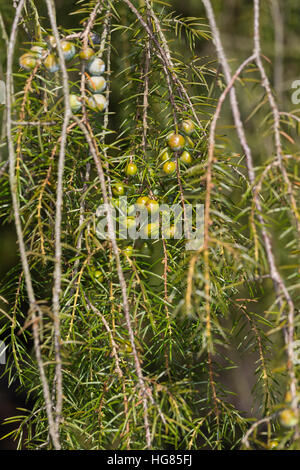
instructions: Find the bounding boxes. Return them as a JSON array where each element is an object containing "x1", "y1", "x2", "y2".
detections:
[
  {"x1": 45, "y1": 0, "x2": 72, "y2": 437},
  {"x1": 6, "y1": 0, "x2": 60, "y2": 450}
]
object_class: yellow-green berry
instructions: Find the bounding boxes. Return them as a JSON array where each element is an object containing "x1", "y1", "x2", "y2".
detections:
[
  {"x1": 180, "y1": 150, "x2": 192, "y2": 165},
  {"x1": 79, "y1": 47, "x2": 95, "y2": 61},
  {"x1": 112, "y1": 183, "x2": 125, "y2": 197},
  {"x1": 69, "y1": 94, "x2": 82, "y2": 113},
  {"x1": 146, "y1": 199, "x2": 159, "y2": 214},
  {"x1": 163, "y1": 160, "x2": 176, "y2": 175},
  {"x1": 181, "y1": 119, "x2": 195, "y2": 136},
  {"x1": 19, "y1": 53, "x2": 37, "y2": 71},
  {"x1": 126, "y1": 163, "x2": 138, "y2": 176}
]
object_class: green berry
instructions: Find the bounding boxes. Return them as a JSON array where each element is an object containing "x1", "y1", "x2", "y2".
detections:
[
  {"x1": 140, "y1": 242, "x2": 151, "y2": 257},
  {"x1": 146, "y1": 199, "x2": 159, "y2": 214},
  {"x1": 163, "y1": 160, "x2": 176, "y2": 174},
  {"x1": 126, "y1": 163, "x2": 138, "y2": 176},
  {"x1": 180, "y1": 150, "x2": 192, "y2": 165},
  {"x1": 159, "y1": 149, "x2": 171, "y2": 162},
  {"x1": 112, "y1": 183, "x2": 125, "y2": 197},
  {"x1": 136, "y1": 196, "x2": 149, "y2": 207},
  {"x1": 69, "y1": 94, "x2": 82, "y2": 113},
  {"x1": 181, "y1": 119, "x2": 195, "y2": 136}
]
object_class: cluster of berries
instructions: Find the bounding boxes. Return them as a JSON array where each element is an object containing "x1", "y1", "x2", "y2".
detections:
[
  {"x1": 160, "y1": 119, "x2": 195, "y2": 175},
  {"x1": 112, "y1": 119, "x2": 196, "y2": 198},
  {"x1": 19, "y1": 33, "x2": 108, "y2": 113}
]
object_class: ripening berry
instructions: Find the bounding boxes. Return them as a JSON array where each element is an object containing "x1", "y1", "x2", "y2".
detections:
[
  {"x1": 143, "y1": 222, "x2": 159, "y2": 238},
  {"x1": 136, "y1": 196, "x2": 149, "y2": 207},
  {"x1": 181, "y1": 119, "x2": 195, "y2": 136},
  {"x1": 87, "y1": 94, "x2": 108, "y2": 112},
  {"x1": 46, "y1": 35, "x2": 56, "y2": 49},
  {"x1": 279, "y1": 409, "x2": 298, "y2": 428},
  {"x1": 87, "y1": 57, "x2": 105, "y2": 76},
  {"x1": 180, "y1": 150, "x2": 192, "y2": 165},
  {"x1": 146, "y1": 199, "x2": 159, "y2": 214},
  {"x1": 69, "y1": 94, "x2": 82, "y2": 113},
  {"x1": 79, "y1": 47, "x2": 95, "y2": 61},
  {"x1": 163, "y1": 160, "x2": 176, "y2": 174},
  {"x1": 160, "y1": 149, "x2": 171, "y2": 162},
  {"x1": 123, "y1": 245, "x2": 133, "y2": 257},
  {"x1": 44, "y1": 54, "x2": 59, "y2": 72},
  {"x1": 126, "y1": 163, "x2": 138, "y2": 176},
  {"x1": 61, "y1": 40, "x2": 76, "y2": 61},
  {"x1": 31, "y1": 45, "x2": 45, "y2": 58},
  {"x1": 19, "y1": 53, "x2": 37, "y2": 71},
  {"x1": 87, "y1": 75, "x2": 106, "y2": 93},
  {"x1": 112, "y1": 183, "x2": 125, "y2": 197},
  {"x1": 167, "y1": 133, "x2": 185, "y2": 151}
]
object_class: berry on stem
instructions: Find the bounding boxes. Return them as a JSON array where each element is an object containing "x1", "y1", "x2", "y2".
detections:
[
  {"x1": 79, "y1": 47, "x2": 95, "y2": 61},
  {"x1": 87, "y1": 94, "x2": 108, "y2": 112},
  {"x1": 146, "y1": 199, "x2": 159, "y2": 214},
  {"x1": 126, "y1": 163, "x2": 138, "y2": 176},
  {"x1": 69, "y1": 94, "x2": 82, "y2": 113},
  {"x1": 180, "y1": 150, "x2": 192, "y2": 165},
  {"x1": 61, "y1": 40, "x2": 76, "y2": 61},
  {"x1": 31, "y1": 45, "x2": 45, "y2": 58},
  {"x1": 87, "y1": 57, "x2": 105, "y2": 76},
  {"x1": 136, "y1": 196, "x2": 149, "y2": 207},
  {"x1": 19, "y1": 53, "x2": 37, "y2": 71},
  {"x1": 163, "y1": 160, "x2": 176, "y2": 175},
  {"x1": 167, "y1": 133, "x2": 185, "y2": 151},
  {"x1": 44, "y1": 53, "x2": 59, "y2": 72},
  {"x1": 112, "y1": 183, "x2": 125, "y2": 197},
  {"x1": 46, "y1": 35, "x2": 56, "y2": 49},
  {"x1": 181, "y1": 119, "x2": 195, "y2": 136},
  {"x1": 87, "y1": 75, "x2": 106, "y2": 93},
  {"x1": 159, "y1": 149, "x2": 171, "y2": 162}
]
